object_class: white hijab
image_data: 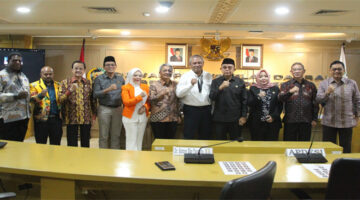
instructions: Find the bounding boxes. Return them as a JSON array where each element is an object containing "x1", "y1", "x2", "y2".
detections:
[
  {"x1": 126, "y1": 68, "x2": 147, "y2": 106},
  {"x1": 126, "y1": 68, "x2": 143, "y2": 86}
]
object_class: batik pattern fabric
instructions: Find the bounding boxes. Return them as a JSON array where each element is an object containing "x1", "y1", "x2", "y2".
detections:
[{"x1": 59, "y1": 77, "x2": 96, "y2": 125}]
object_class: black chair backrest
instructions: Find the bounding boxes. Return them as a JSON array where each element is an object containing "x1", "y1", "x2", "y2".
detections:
[
  {"x1": 326, "y1": 158, "x2": 360, "y2": 199},
  {"x1": 220, "y1": 161, "x2": 277, "y2": 200}
]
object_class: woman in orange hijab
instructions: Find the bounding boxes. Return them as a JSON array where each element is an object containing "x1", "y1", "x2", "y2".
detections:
[{"x1": 121, "y1": 68, "x2": 150, "y2": 151}]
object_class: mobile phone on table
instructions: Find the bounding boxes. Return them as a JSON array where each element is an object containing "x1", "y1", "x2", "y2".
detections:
[
  {"x1": 0, "y1": 142, "x2": 7, "y2": 149},
  {"x1": 155, "y1": 161, "x2": 176, "y2": 171}
]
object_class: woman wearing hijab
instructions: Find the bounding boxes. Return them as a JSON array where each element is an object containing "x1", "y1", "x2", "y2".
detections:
[
  {"x1": 247, "y1": 69, "x2": 282, "y2": 141},
  {"x1": 121, "y1": 68, "x2": 150, "y2": 150}
]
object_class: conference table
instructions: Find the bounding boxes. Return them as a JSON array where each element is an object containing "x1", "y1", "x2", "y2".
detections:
[
  {"x1": 0, "y1": 140, "x2": 356, "y2": 199},
  {"x1": 151, "y1": 139, "x2": 343, "y2": 154}
]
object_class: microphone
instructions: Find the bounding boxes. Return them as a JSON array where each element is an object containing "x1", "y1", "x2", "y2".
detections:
[
  {"x1": 293, "y1": 132, "x2": 328, "y2": 163},
  {"x1": 184, "y1": 137, "x2": 244, "y2": 164}
]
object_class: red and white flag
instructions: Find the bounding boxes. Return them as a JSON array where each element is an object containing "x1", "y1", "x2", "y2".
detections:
[{"x1": 339, "y1": 43, "x2": 347, "y2": 78}]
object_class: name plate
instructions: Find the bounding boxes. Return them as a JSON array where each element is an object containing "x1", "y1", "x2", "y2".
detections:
[
  {"x1": 173, "y1": 146, "x2": 213, "y2": 156},
  {"x1": 285, "y1": 148, "x2": 326, "y2": 157}
]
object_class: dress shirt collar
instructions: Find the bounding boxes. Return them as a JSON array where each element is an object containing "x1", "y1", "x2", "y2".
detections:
[
  {"x1": 291, "y1": 78, "x2": 305, "y2": 84},
  {"x1": 220, "y1": 75, "x2": 235, "y2": 82},
  {"x1": 160, "y1": 79, "x2": 172, "y2": 86},
  {"x1": 190, "y1": 69, "x2": 203, "y2": 78},
  {"x1": 329, "y1": 77, "x2": 346, "y2": 84},
  {"x1": 70, "y1": 76, "x2": 86, "y2": 83}
]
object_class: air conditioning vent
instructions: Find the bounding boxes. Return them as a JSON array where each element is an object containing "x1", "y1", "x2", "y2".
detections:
[
  {"x1": 248, "y1": 30, "x2": 263, "y2": 33},
  {"x1": 313, "y1": 9, "x2": 349, "y2": 16},
  {"x1": 85, "y1": 7, "x2": 118, "y2": 14}
]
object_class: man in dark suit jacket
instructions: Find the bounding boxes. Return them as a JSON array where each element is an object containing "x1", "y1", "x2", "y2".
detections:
[
  {"x1": 170, "y1": 48, "x2": 182, "y2": 62},
  {"x1": 246, "y1": 49, "x2": 258, "y2": 63}
]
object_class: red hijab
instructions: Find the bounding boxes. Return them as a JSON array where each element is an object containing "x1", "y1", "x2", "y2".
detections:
[{"x1": 252, "y1": 69, "x2": 275, "y2": 89}]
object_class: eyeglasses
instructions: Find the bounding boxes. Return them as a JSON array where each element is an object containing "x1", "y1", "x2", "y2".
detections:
[
  {"x1": 104, "y1": 64, "x2": 116, "y2": 67},
  {"x1": 331, "y1": 68, "x2": 343, "y2": 72}
]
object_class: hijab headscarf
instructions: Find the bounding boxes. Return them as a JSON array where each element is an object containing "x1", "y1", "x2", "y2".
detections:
[
  {"x1": 126, "y1": 68, "x2": 143, "y2": 86},
  {"x1": 252, "y1": 69, "x2": 275, "y2": 89}
]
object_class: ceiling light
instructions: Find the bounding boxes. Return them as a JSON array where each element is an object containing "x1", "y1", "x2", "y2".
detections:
[
  {"x1": 17, "y1": 7, "x2": 30, "y2": 14},
  {"x1": 121, "y1": 31, "x2": 131, "y2": 36},
  {"x1": 275, "y1": 7, "x2": 289, "y2": 15},
  {"x1": 143, "y1": 12, "x2": 150, "y2": 17},
  {"x1": 295, "y1": 34, "x2": 304, "y2": 39},
  {"x1": 156, "y1": 6, "x2": 169, "y2": 13}
]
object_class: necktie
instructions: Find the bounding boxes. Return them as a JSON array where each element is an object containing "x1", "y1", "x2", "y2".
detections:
[{"x1": 198, "y1": 75, "x2": 203, "y2": 93}]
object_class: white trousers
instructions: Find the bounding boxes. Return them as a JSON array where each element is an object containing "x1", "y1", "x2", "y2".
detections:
[
  {"x1": 98, "y1": 105, "x2": 123, "y2": 149},
  {"x1": 123, "y1": 120, "x2": 147, "y2": 151}
]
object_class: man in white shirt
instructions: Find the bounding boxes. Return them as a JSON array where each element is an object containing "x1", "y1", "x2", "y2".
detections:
[{"x1": 176, "y1": 55, "x2": 212, "y2": 139}]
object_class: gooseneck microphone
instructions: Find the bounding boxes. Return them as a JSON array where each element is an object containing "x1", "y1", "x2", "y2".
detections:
[
  {"x1": 293, "y1": 132, "x2": 328, "y2": 163},
  {"x1": 184, "y1": 137, "x2": 244, "y2": 164}
]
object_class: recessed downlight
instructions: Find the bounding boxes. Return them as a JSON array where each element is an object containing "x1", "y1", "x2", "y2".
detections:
[
  {"x1": 156, "y1": 6, "x2": 169, "y2": 13},
  {"x1": 121, "y1": 31, "x2": 131, "y2": 36},
  {"x1": 295, "y1": 34, "x2": 304, "y2": 39},
  {"x1": 143, "y1": 12, "x2": 151, "y2": 17},
  {"x1": 275, "y1": 7, "x2": 289, "y2": 15},
  {"x1": 17, "y1": 7, "x2": 30, "y2": 14}
]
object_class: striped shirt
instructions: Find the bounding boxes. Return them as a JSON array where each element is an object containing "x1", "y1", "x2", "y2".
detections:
[{"x1": 316, "y1": 77, "x2": 360, "y2": 128}]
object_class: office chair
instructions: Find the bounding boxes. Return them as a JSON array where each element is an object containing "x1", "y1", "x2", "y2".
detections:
[
  {"x1": 219, "y1": 161, "x2": 277, "y2": 200},
  {"x1": 325, "y1": 158, "x2": 360, "y2": 199}
]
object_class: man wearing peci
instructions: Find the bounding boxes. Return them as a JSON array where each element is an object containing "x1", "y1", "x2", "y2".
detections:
[
  {"x1": 93, "y1": 56, "x2": 125, "y2": 149},
  {"x1": 209, "y1": 58, "x2": 247, "y2": 140},
  {"x1": 176, "y1": 55, "x2": 212, "y2": 139}
]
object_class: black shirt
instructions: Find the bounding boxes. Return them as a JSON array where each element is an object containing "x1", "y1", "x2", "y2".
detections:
[{"x1": 209, "y1": 76, "x2": 247, "y2": 122}]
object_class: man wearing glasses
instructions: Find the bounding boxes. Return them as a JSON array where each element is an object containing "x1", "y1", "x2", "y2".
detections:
[
  {"x1": 316, "y1": 60, "x2": 360, "y2": 153},
  {"x1": 93, "y1": 56, "x2": 125, "y2": 149},
  {"x1": 279, "y1": 62, "x2": 319, "y2": 141}
]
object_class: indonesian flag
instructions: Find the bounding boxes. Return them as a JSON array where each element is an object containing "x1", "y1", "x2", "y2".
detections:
[
  {"x1": 79, "y1": 38, "x2": 86, "y2": 78},
  {"x1": 340, "y1": 43, "x2": 347, "y2": 78},
  {"x1": 80, "y1": 38, "x2": 85, "y2": 62}
]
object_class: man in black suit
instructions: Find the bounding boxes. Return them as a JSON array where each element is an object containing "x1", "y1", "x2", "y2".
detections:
[
  {"x1": 170, "y1": 48, "x2": 182, "y2": 62},
  {"x1": 246, "y1": 49, "x2": 258, "y2": 63}
]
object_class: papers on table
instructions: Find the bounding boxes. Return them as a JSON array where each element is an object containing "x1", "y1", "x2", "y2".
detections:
[
  {"x1": 302, "y1": 164, "x2": 331, "y2": 178},
  {"x1": 219, "y1": 161, "x2": 256, "y2": 175},
  {"x1": 173, "y1": 146, "x2": 213, "y2": 156}
]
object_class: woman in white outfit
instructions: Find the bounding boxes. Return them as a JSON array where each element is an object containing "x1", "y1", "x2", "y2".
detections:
[{"x1": 121, "y1": 68, "x2": 150, "y2": 150}]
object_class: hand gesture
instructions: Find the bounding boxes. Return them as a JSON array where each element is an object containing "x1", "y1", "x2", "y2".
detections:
[
  {"x1": 17, "y1": 91, "x2": 28, "y2": 99},
  {"x1": 258, "y1": 90, "x2": 266, "y2": 98},
  {"x1": 289, "y1": 86, "x2": 299, "y2": 94},
  {"x1": 239, "y1": 117, "x2": 247, "y2": 126},
  {"x1": 265, "y1": 115, "x2": 273, "y2": 123},
  {"x1": 311, "y1": 120, "x2": 317, "y2": 127},
  {"x1": 191, "y1": 78, "x2": 197, "y2": 85},
  {"x1": 70, "y1": 83, "x2": 78, "y2": 92},
  {"x1": 140, "y1": 91, "x2": 146, "y2": 97},
  {"x1": 219, "y1": 80, "x2": 230, "y2": 90},
  {"x1": 138, "y1": 106, "x2": 146, "y2": 114},
  {"x1": 326, "y1": 85, "x2": 335, "y2": 95},
  {"x1": 40, "y1": 88, "x2": 48, "y2": 96},
  {"x1": 108, "y1": 84, "x2": 117, "y2": 91}
]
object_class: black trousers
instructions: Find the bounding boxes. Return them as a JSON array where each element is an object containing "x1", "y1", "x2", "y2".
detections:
[
  {"x1": 66, "y1": 124, "x2": 91, "y2": 147},
  {"x1": 151, "y1": 122, "x2": 177, "y2": 139},
  {"x1": 214, "y1": 121, "x2": 242, "y2": 140},
  {"x1": 283, "y1": 123, "x2": 311, "y2": 141},
  {"x1": 34, "y1": 117, "x2": 63, "y2": 145},
  {"x1": 249, "y1": 121, "x2": 280, "y2": 141},
  {"x1": 322, "y1": 125, "x2": 353, "y2": 153},
  {"x1": 183, "y1": 104, "x2": 212, "y2": 140},
  {"x1": 0, "y1": 118, "x2": 29, "y2": 142}
]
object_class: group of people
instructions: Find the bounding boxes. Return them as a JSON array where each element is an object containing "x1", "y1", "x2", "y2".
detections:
[{"x1": 0, "y1": 52, "x2": 359, "y2": 153}]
